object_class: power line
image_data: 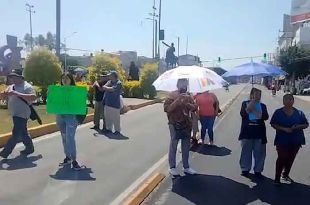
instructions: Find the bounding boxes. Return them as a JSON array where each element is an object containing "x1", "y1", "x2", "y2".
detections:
[{"x1": 201, "y1": 54, "x2": 274, "y2": 63}]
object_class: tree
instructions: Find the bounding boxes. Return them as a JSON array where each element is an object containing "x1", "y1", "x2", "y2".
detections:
[
  {"x1": 23, "y1": 33, "x2": 32, "y2": 50},
  {"x1": 23, "y1": 32, "x2": 62, "y2": 51},
  {"x1": 35, "y1": 34, "x2": 46, "y2": 47},
  {"x1": 46, "y1": 32, "x2": 56, "y2": 50},
  {"x1": 89, "y1": 53, "x2": 126, "y2": 82},
  {"x1": 278, "y1": 45, "x2": 310, "y2": 78},
  {"x1": 24, "y1": 48, "x2": 62, "y2": 103}
]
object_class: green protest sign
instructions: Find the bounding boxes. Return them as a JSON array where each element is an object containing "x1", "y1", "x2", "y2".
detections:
[{"x1": 47, "y1": 85, "x2": 87, "y2": 115}]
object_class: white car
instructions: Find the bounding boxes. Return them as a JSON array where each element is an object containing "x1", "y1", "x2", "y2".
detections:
[{"x1": 302, "y1": 87, "x2": 310, "y2": 95}]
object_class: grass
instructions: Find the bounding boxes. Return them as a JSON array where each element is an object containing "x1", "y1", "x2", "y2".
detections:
[{"x1": 0, "y1": 105, "x2": 94, "y2": 135}]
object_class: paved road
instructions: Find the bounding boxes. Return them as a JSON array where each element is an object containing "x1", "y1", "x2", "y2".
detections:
[
  {"x1": 144, "y1": 86, "x2": 310, "y2": 205},
  {"x1": 0, "y1": 85, "x2": 244, "y2": 205}
]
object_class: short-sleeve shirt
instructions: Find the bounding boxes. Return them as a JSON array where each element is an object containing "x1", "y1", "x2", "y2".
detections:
[
  {"x1": 195, "y1": 92, "x2": 218, "y2": 117},
  {"x1": 8, "y1": 81, "x2": 35, "y2": 119},
  {"x1": 104, "y1": 80, "x2": 122, "y2": 109},
  {"x1": 270, "y1": 108, "x2": 309, "y2": 146}
]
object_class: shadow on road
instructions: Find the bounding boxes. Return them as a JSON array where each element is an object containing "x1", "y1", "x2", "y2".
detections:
[
  {"x1": 172, "y1": 174, "x2": 310, "y2": 205},
  {"x1": 190, "y1": 145, "x2": 232, "y2": 156},
  {"x1": 50, "y1": 165, "x2": 96, "y2": 181},
  {"x1": 0, "y1": 154, "x2": 43, "y2": 170},
  {"x1": 93, "y1": 131, "x2": 129, "y2": 140}
]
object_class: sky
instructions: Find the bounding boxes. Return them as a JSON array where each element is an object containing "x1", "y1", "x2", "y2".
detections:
[{"x1": 0, "y1": 0, "x2": 292, "y2": 69}]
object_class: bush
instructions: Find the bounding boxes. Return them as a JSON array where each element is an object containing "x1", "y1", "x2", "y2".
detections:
[
  {"x1": 90, "y1": 53, "x2": 126, "y2": 82},
  {"x1": 123, "y1": 81, "x2": 143, "y2": 98},
  {"x1": 140, "y1": 63, "x2": 159, "y2": 99},
  {"x1": 0, "y1": 84, "x2": 8, "y2": 109},
  {"x1": 24, "y1": 48, "x2": 62, "y2": 103}
]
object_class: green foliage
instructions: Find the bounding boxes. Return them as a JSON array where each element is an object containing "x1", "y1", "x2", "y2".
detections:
[
  {"x1": 91, "y1": 53, "x2": 126, "y2": 82},
  {"x1": 123, "y1": 81, "x2": 144, "y2": 98},
  {"x1": 278, "y1": 45, "x2": 310, "y2": 78},
  {"x1": 24, "y1": 48, "x2": 62, "y2": 103},
  {"x1": 140, "y1": 63, "x2": 159, "y2": 99}
]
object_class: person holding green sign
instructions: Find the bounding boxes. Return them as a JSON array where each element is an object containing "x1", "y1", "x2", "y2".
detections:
[
  {"x1": 56, "y1": 73, "x2": 82, "y2": 171},
  {"x1": 102, "y1": 71, "x2": 123, "y2": 135}
]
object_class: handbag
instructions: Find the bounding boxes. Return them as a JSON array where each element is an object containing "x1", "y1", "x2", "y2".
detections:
[
  {"x1": 174, "y1": 122, "x2": 190, "y2": 140},
  {"x1": 18, "y1": 97, "x2": 42, "y2": 125}
]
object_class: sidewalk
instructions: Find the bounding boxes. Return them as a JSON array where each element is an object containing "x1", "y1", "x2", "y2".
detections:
[{"x1": 295, "y1": 95, "x2": 310, "y2": 103}]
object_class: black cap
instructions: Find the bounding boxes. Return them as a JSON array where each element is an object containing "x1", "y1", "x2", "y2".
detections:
[{"x1": 8, "y1": 69, "x2": 24, "y2": 79}]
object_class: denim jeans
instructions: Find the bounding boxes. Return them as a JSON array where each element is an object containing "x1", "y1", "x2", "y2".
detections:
[
  {"x1": 200, "y1": 116, "x2": 215, "y2": 142},
  {"x1": 168, "y1": 125, "x2": 191, "y2": 169},
  {"x1": 1, "y1": 117, "x2": 34, "y2": 157},
  {"x1": 56, "y1": 115, "x2": 78, "y2": 160},
  {"x1": 240, "y1": 139, "x2": 266, "y2": 173}
]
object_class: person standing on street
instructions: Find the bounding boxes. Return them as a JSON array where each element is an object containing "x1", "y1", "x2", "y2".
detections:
[
  {"x1": 239, "y1": 88, "x2": 269, "y2": 178},
  {"x1": 91, "y1": 73, "x2": 108, "y2": 130},
  {"x1": 0, "y1": 69, "x2": 37, "y2": 159},
  {"x1": 102, "y1": 71, "x2": 123, "y2": 135},
  {"x1": 164, "y1": 78, "x2": 198, "y2": 176},
  {"x1": 128, "y1": 61, "x2": 139, "y2": 81},
  {"x1": 195, "y1": 91, "x2": 219, "y2": 145},
  {"x1": 271, "y1": 94, "x2": 309, "y2": 185},
  {"x1": 57, "y1": 73, "x2": 82, "y2": 171}
]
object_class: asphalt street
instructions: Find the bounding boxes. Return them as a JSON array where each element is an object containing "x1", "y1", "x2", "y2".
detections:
[
  {"x1": 0, "y1": 85, "x2": 244, "y2": 205},
  {"x1": 144, "y1": 86, "x2": 310, "y2": 205}
]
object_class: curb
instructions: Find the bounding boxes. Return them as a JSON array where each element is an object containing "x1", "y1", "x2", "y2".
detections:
[
  {"x1": 0, "y1": 99, "x2": 162, "y2": 148},
  {"x1": 119, "y1": 85, "x2": 247, "y2": 205},
  {"x1": 123, "y1": 173, "x2": 165, "y2": 205}
]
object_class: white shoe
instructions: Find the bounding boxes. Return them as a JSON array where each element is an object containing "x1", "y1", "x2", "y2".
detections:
[
  {"x1": 198, "y1": 139, "x2": 203, "y2": 144},
  {"x1": 184, "y1": 167, "x2": 197, "y2": 175},
  {"x1": 169, "y1": 168, "x2": 179, "y2": 176}
]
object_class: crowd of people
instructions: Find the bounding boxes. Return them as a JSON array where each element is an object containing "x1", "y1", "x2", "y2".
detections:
[
  {"x1": 0, "y1": 69, "x2": 123, "y2": 170},
  {"x1": 164, "y1": 79, "x2": 309, "y2": 185},
  {"x1": 0, "y1": 71, "x2": 308, "y2": 186}
]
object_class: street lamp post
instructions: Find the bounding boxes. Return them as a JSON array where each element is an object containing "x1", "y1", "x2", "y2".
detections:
[
  {"x1": 158, "y1": 0, "x2": 162, "y2": 59},
  {"x1": 26, "y1": 3, "x2": 35, "y2": 51},
  {"x1": 64, "y1": 32, "x2": 77, "y2": 72},
  {"x1": 56, "y1": 0, "x2": 61, "y2": 57}
]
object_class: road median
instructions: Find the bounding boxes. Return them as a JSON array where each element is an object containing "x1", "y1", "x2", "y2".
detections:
[{"x1": 0, "y1": 98, "x2": 162, "y2": 148}]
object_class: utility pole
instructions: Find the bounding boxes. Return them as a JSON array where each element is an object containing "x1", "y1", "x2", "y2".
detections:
[
  {"x1": 186, "y1": 36, "x2": 188, "y2": 55},
  {"x1": 178, "y1": 37, "x2": 180, "y2": 57},
  {"x1": 56, "y1": 0, "x2": 61, "y2": 57},
  {"x1": 155, "y1": 19, "x2": 158, "y2": 58},
  {"x1": 158, "y1": 0, "x2": 162, "y2": 59},
  {"x1": 64, "y1": 32, "x2": 77, "y2": 72},
  {"x1": 26, "y1": 3, "x2": 35, "y2": 51}
]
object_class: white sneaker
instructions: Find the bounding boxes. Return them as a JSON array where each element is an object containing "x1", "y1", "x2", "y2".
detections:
[
  {"x1": 198, "y1": 139, "x2": 203, "y2": 144},
  {"x1": 169, "y1": 168, "x2": 179, "y2": 176},
  {"x1": 184, "y1": 167, "x2": 197, "y2": 175}
]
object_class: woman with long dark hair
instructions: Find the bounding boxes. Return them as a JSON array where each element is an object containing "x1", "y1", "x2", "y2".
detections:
[{"x1": 56, "y1": 73, "x2": 82, "y2": 170}]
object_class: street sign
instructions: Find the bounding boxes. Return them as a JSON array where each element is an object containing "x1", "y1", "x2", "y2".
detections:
[{"x1": 159, "y1": 29, "x2": 165, "y2": 40}]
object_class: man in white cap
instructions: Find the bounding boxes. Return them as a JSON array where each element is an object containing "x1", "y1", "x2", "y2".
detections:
[{"x1": 0, "y1": 69, "x2": 37, "y2": 158}]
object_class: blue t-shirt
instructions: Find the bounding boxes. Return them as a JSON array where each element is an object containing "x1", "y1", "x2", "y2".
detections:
[
  {"x1": 104, "y1": 80, "x2": 122, "y2": 109},
  {"x1": 248, "y1": 102, "x2": 262, "y2": 122},
  {"x1": 270, "y1": 108, "x2": 309, "y2": 146}
]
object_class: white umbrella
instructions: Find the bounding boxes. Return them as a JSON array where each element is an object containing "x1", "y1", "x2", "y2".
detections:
[{"x1": 153, "y1": 66, "x2": 225, "y2": 93}]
